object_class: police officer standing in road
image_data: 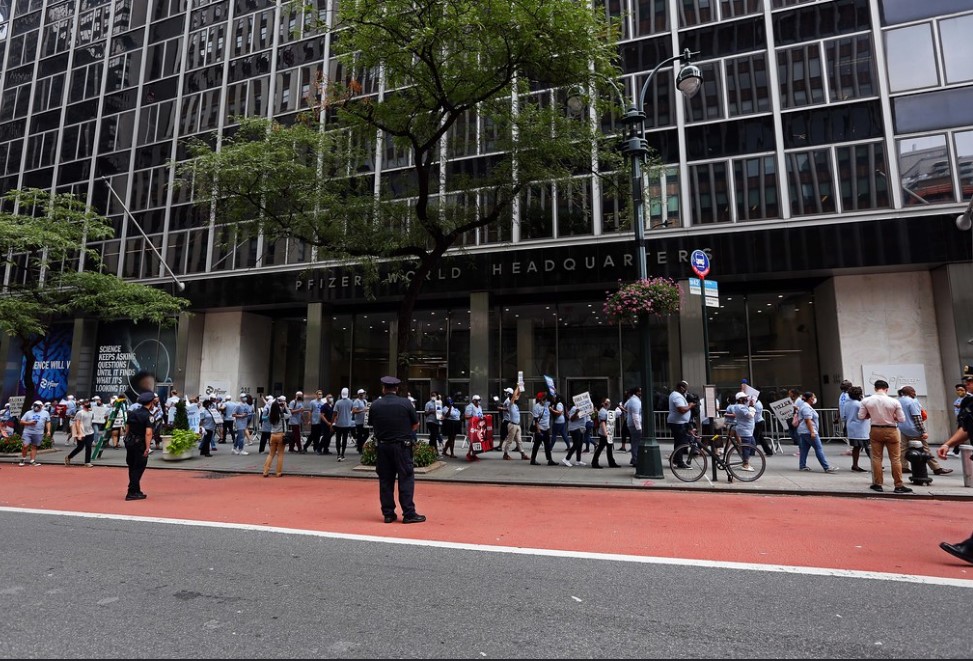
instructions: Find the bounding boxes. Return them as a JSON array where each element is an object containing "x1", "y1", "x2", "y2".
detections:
[
  {"x1": 369, "y1": 376, "x2": 426, "y2": 524},
  {"x1": 123, "y1": 391, "x2": 155, "y2": 501}
]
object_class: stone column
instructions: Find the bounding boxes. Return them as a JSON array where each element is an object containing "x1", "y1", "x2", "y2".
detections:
[
  {"x1": 677, "y1": 280, "x2": 707, "y2": 390},
  {"x1": 68, "y1": 318, "x2": 100, "y2": 397},
  {"x1": 469, "y1": 291, "x2": 490, "y2": 399},
  {"x1": 304, "y1": 302, "x2": 332, "y2": 390},
  {"x1": 175, "y1": 311, "x2": 204, "y2": 396}
]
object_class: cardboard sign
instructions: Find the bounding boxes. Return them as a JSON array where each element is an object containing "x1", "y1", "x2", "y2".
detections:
[
  {"x1": 606, "y1": 409, "x2": 615, "y2": 442},
  {"x1": 468, "y1": 415, "x2": 494, "y2": 453},
  {"x1": 544, "y1": 375, "x2": 557, "y2": 396},
  {"x1": 769, "y1": 397, "x2": 795, "y2": 427},
  {"x1": 517, "y1": 370, "x2": 525, "y2": 389},
  {"x1": 7, "y1": 395, "x2": 24, "y2": 418},
  {"x1": 573, "y1": 392, "x2": 595, "y2": 417},
  {"x1": 742, "y1": 384, "x2": 760, "y2": 403}
]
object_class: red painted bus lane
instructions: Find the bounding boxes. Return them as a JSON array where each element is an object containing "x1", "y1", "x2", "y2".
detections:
[{"x1": 1, "y1": 465, "x2": 970, "y2": 582}]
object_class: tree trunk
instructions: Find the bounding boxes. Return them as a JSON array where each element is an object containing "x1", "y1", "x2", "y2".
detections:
[{"x1": 395, "y1": 247, "x2": 447, "y2": 383}]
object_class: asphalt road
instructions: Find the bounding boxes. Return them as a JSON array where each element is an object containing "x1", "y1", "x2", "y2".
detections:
[{"x1": 1, "y1": 466, "x2": 972, "y2": 658}]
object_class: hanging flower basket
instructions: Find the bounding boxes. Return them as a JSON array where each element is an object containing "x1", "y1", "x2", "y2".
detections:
[{"x1": 603, "y1": 277, "x2": 681, "y2": 325}]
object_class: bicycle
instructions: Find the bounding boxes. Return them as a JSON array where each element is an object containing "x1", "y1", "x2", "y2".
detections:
[{"x1": 668, "y1": 425, "x2": 766, "y2": 483}]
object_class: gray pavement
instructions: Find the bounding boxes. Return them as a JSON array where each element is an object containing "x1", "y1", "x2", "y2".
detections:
[{"x1": 10, "y1": 434, "x2": 973, "y2": 500}]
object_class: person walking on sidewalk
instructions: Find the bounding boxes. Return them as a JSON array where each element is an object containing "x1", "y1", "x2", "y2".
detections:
[
  {"x1": 262, "y1": 399, "x2": 288, "y2": 477},
  {"x1": 725, "y1": 392, "x2": 757, "y2": 472},
  {"x1": 562, "y1": 398, "x2": 588, "y2": 466},
  {"x1": 333, "y1": 388, "x2": 354, "y2": 462},
  {"x1": 305, "y1": 390, "x2": 325, "y2": 454},
  {"x1": 592, "y1": 398, "x2": 620, "y2": 468},
  {"x1": 530, "y1": 392, "x2": 555, "y2": 466},
  {"x1": 441, "y1": 397, "x2": 461, "y2": 458},
  {"x1": 198, "y1": 399, "x2": 216, "y2": 457},
  {"x1": 550, "y1": 394, "x2": 571, "y2": 452},
  {"x1": 65, "y1": 399, "x2": 95, "y2": 467},
  {"x1": 667, "y1": 381, "x2": 695, "y2": 469},
  {"x1": 232, "y1": 393, "x2": 251, "y2": 456},
  {"x1": 353, "y1": 389, "x2": 369, "y2": 454},
  {"x1": 625, "y1": 387, "x2": 643, "y2": 467},
  {"x1": 897, "y1": 386, "x2": 951, "y2": 476},
  {"x1": 370, "y1": 376, "x2": 425, "y2": 524},
  {"x1": 287, "y1": 392, "x2": 305, "y2": 453},
  {"x1": 424, "y1": 391, "x2": 443, "y2": 457},
  {"x1": 19, "y1": 401, "x2": 50, "y2": 466},
  {"x1": 795, "y1": 392, "x2": 838, "y2": 473},
  {"x1": 858, "y1": 379, "x2": 911, "y2": 493},
  {"x1": 841, "y1": 386, "x2": 870, "y2": 472},
  {"x1": 501, "y1": 385, "x2": 529, "y2": 461}
]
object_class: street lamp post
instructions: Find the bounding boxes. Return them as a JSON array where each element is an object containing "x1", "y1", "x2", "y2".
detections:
[{"x1": 621, "y1": 48, "x2": 701, "y2": 480}]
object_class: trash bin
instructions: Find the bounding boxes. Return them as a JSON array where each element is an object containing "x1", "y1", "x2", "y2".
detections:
[{"x1": 961, "y1": 444, "x2": 973, "y2": 488}]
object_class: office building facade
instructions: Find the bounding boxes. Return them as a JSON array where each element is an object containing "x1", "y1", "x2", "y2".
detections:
[{"x1": 1, "y1": 0, "x2": 972, "y2": 440}]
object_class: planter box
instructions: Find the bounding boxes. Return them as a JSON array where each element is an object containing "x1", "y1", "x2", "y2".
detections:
[
  {"x1": 353, "y1": 461, "x2": 445, "y2": 474},
  {"x1": 160, "y1": 448, "x2": 196, "y2": 461}
]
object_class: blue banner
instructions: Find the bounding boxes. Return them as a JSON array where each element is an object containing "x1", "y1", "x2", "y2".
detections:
[{"x1": 20, "y1": 325, "x2": 74, "y2": 401}]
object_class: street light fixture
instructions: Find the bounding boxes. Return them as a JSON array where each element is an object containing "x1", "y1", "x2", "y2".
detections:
[{"x1": 622, "y1": 48, "x2": 701, "y2": 480}]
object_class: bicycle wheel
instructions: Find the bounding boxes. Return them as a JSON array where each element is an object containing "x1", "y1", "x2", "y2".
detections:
[
  {"x1": 669, "y1": 443, "x2": 707, "y2": 482},
  {"x1": 725, "y1": 443, "x2": 766, "y2": 482}
]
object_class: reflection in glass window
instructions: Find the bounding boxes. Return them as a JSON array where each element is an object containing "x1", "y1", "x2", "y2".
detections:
[
  {"x1": 556, "y1": 177, "x2": 592, "y2": 237},
  {"x1": 520, "y1": 183, "x2": 553, "y2": 240},
  {"x1": 678, "y1": 0, "x2": 715, "y2": 27},
  {"x1": 633, "y1": 0, "x2": 668, "y2": 36},
  {"x1": 885, "y1": 24, "x2": 938, "y2": 92},
  {"x1": 733, "y1": 156, "x2": 779, "y2": 221},
  {"x1": 939, "y1": 14, "x2": 973, "y2": 85},
  {"x1": 600, "y1": 173, "x2": 631, "y2": 234},
  {"x1": 648, "y1": 167, "x2": 680, "y2": 229},
  {"x1": 825, "y1": 34, "x2": 876, "y2": 102},
  {"x1": 778, "y1": 43, "x2": 825, "y2": 108},
  {"x1": 690, "y1": 161, "x2": 731, "y2": 224},
  {"x1": 954, "y1": 131, "x2": 973, "y2": 201},
  {"x1": 786, "y1": 149, "x2": 836, "y2": 216},
  {"x1": 725, "y1": 53, "x2": 770, "y2": 117},
  {"x1": 836, "y1": 142, "x2": 891, "y2": 211},
  {"x1": 721, "y1": 0, "x2": 763, "y2": 18},
  {"x1": 685, "y1": 61, "x2": 723, "y2": 122},
  {"x1": 897, "y1": 134, "x2": 954, "y2": 206}
]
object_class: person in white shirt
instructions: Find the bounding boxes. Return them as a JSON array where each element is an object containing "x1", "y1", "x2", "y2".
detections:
[
  {"x1": 625, "y1": 387, "x2": 643, "y2": 467},
  {"x1": 858, "y1": 379, "x2": 910, "y2": 494}
]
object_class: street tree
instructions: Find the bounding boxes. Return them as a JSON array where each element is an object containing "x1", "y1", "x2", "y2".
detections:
[
  {"x1": 0, "y1": 188, "x2": 190, "y2": 405},
  {"x1": 184, "y1": 0, "x2": 623, "y2": 378}
]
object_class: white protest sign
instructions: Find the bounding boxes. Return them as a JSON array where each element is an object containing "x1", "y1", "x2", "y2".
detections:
[
  {"x1": 742, "y1": 384, "x2": 760, "y2": 403},
  {"x1": 606, "y1": 409, "x2": 615, "y2": 442},
  {"x1": 517, "y1": 370, "x2": 524, "y2": 389},
  {"x1": 7, "y1": 395, "x2": 24, "y2": 418},
  {"x1": 573, "y1": 392, "x2": 595, "y2": 417},
  {"x1": 544, "y1": 374, "x2": 557, "y2": 395},
  {"x1": 770, "y1": 397, "x2": 795, "y2": 427}
]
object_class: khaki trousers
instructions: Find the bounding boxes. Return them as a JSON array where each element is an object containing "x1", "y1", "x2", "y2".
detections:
[
  {"x1": 263, "y1": 432, "x2": 285, "y2": 477},
  {"x1": 502, "y1": 424, "x2": 524, "y2": 454},
  {"x1": 899, "y1": 433, "x2": 941, "y2": 472},
  {"x1": 869, "y1": 427, "x2": 903, "y2": 488}
]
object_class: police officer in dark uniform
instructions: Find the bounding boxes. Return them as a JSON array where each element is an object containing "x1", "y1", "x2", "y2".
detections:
[
  {"x1": 123, "y1": 391, "x2": 155, "y2": 501},
  {"x1": 369, "y1": 376, "x2": 426, "y2": 524}
]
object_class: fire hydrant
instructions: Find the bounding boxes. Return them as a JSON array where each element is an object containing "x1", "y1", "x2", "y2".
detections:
[{"x1": 905, "y1": 440, "x2": 933, "y2": 486}]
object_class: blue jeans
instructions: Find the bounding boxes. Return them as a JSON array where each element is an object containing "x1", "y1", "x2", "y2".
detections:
[
  {"x1": 234, "y1": 427, "x2": 246, "y2": 451},
  {"x1": 798, "y1": 434, "x2": 829, "y2": 470},
  {"x1": 629, "y1": 425, "x2": 642, "y2": 464},
  {"x1": 738, "y1": 434, "x2": 754, "y2": 463},
  {"x1": 552, "y1": 422, "x2": 570, "y2": 450}
]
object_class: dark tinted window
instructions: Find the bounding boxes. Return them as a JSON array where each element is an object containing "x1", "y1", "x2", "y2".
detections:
[
  {"x1": 880, "y1": 0, "x2": 973, "y2": 25},
  {"x1": 686, "y1": 115, "x2": 776, "y2": 160},
  {"x1": 681, "y1": 17, "x2": 765, "y2": 59},
  {"x1": 782, "y1": 101, "x2": 883, "y2": 149},
  {"x1": 774, "y1": 0, "x2": 870, "y2": 46},
  {"x1": 893, "y1": 87, "x2": 973, "y2": 134}
]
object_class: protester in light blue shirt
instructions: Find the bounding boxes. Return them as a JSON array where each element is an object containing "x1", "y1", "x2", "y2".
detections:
[
  {"x1": 288, "y1": 391, "x2": 305, "y2": 453},
  {"x1": 352, "y1": 390, "x2": 369, "y2": 454},
  {"x1": 796, "y1": 392, "x2": 835, "y2": 473},
  {"x1": 563, "y1": 402, "x2": 588, "y2": 467},
  {"x1": 19, "y1": 401, "x2": 51, "y2": 466},
  {"x1": 333, "y1": 388, "x2": 354, "y2": 462},
  {"x1": 897, "y1": 386, "x2": 948, "y2": 476},
  {"x1": 726, "y1": 392, "x2": 756, "y2": 471},
  {"x1": 842, "y1": 386, "x2": 870, "y2": 473},
  {"x1": 666, "y1": 381, "x2": 694, "y2": 468},
  {"x1": 625, "y1": 387, "x2": 643, "y2": 467},
  {"x1": 530, "y1": 392, "x2": 554, "y2": 465},
  {"x1": 232, "y1": 394, "x2": 252, "y2": 455}
]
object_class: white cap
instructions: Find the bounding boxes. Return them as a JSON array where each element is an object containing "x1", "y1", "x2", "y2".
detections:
[
  {"x1": 67, "y1": 395, "x2": 74, "y2": 400},
  {"x1": 92, "y1": 395, "x2": 101, "y2": 401},
  {"x1": 472, "y1": 394, "x2": 481, "y2": 400},
  {"x1": 296, "y1": 391, "x2": 303, "y2": 396},
  {"x1": 277, "y1": 395, "x2": 287, "y2": 402},
  {"x1": 735, "y1": 391, "x2": 748, "y2": 401},
  {"x1": 504, "y1": 387, "x2": 514, "y2": 394},
  {"x1": 240, "y1": 393, "x2": 247, "y2": 399},
  {"x1": 357, "y1": 388, "x2": 365, "y2": 394},
  {"x1": 33, "y1": 400, "x2": 43, "y2": 406}
]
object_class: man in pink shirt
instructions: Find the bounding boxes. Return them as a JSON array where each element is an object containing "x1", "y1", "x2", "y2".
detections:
[{"x1": 858, "y1": 379, "x2": 911, "y2": 494}]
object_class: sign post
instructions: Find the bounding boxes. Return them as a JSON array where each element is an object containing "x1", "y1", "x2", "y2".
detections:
[{"x1": 690, "y1": 250, "x2": 712, "y2": 384}]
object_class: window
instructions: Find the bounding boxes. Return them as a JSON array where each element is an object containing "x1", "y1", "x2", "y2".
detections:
[
  {"x1": 685, "y1": 61, "x2": 724, "y2": 122},
  {"x1": 733, "y1": 155, "x2": 779, "y2": 221},
  {"x1": 633, "y1": 0, "x2": 668, "y2": 36},
  {"x1": 825, "y1": 34, "x2": 876, "y2": 102},
  {"x1": 520, "y1": 183, "x2": 553, "y2": 240},
  {"x1": 556, "y1": 178, "x2": 592, "y2": 238},
  {"x1": 836, "y1": 142, "x2": 890, "y2": 211},
  {"x1": 725, "y1": 52, "x2": 770, "y2": 117},
  {"x1": 939, "y1": 14, "x2": 973, "y2": 85},
  {"x1": 885, "y1": 24, "x2": 938, "y2": 92},
  {"x1": 778, "y1": 43, "x2": 825, "y2": 108},
  {"x1": 897, "y1": 134, "x2": 954, "y2": 206},
  {"x1": 955, "y1": 130, "x2": 973, "y2": 201},
  {"x1": 690, "y1": 161, "x2": 731, "y2": 224},
  {"x1": 786, "y1": 149, "x2": 836, "y2": 216}
]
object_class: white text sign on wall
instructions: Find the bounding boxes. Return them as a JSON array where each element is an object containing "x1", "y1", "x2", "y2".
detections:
[{"x1": 861, "y1": 364, "x2": 928, "y2": 396}]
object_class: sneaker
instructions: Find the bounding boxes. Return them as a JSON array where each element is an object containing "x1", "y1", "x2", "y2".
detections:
[
  {"x1": 231, "y1": 449, "x2": 240, "y2": 455},
  {"x1": 893, "y1": 486, "x2": 914, "y2": 494},
  {"x1": 18, "y1": 459, "x2": 25, "y2": 466},
  {"x1": 869, "y1": 484, "x2": 884, "y2": 492},
  {"x1": 84, "y1": 463, "x2": 94, "y2": 468},
  {"x1": 29, "y1": 460, "x2": 39, "y2": 466},
  {"x1": 739, "y1": 465, "x2": 755, "y2": 472},
  {"x1": 825, "y1": 466, "x2": 839, "y2": 473},
  {"x1": 799, "y1": 467, "x2": 811, "y2": 471},
  {"x1": 64, "y1": 456, "x2": 71, "y2": 466},
  {"x1": 573, "y1": 461, "x2": 586, "y2": 467},
  {"x1": 240, "y1": 450, "x2": 249, "y2": 456},
  {"x1": 561, "y1": 458, "x2": 572, "y2": 467}
]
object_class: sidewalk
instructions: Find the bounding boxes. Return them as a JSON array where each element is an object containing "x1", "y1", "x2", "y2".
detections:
[{"x1": 6, "y1": 437, "x2": 972, "y2": 500}]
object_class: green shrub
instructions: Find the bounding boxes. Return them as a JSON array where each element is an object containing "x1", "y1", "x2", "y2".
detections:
[
  {"x1": 165, "y1": 428, "x2": 199, "y2": 455},
  {"x1": 358, "y1": 436, "x2": 439, "y2": 467},
  {"x1": 0, "y1": 433, "x2": 53, "y2": 453},
  {"x1": 173, "y1": 400, "x2": 189, "y2": 431}
]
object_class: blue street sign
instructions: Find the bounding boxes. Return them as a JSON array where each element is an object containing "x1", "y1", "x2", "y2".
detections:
[{"x1": 690, "y1": 249, "x2": 710, "y2": 279}]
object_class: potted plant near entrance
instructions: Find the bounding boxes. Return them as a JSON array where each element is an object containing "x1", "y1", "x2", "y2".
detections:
[{"x1": 161, "y1": 400, "x2": 197, "y2": 461}]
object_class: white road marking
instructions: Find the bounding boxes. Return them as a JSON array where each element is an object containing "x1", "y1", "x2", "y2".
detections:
[{"x1": 4, "y1": 506, "x2": 972, "y2": 589}]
